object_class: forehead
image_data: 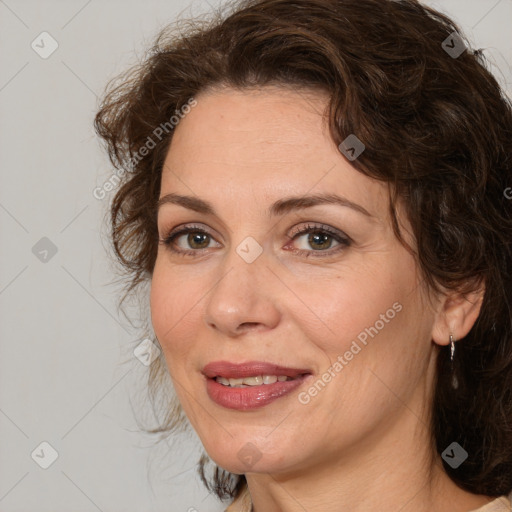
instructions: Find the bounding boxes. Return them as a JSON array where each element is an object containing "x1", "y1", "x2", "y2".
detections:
[
  {"x1": 160, "y1": 86, "x2": 391, "y2": 223},
  {"x1": 171, "y1": 86, "x2": 329, "y2": 158}
]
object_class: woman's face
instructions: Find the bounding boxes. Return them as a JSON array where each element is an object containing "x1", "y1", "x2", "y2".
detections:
[{"x1": 150, "y1": 86, "x2": 440, "y2": 475}]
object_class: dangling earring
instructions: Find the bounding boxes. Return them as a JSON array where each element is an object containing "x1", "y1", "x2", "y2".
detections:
[{"x1": 450, "y1": 334, "x2": 459, "y2": 389}]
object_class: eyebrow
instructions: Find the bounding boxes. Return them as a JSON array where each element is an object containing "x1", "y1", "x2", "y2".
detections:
[{"x1": 157, "y1": 192, "x2": 374, "y2": 218}]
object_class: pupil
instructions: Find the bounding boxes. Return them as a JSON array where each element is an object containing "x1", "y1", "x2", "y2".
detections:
[{"x1": 309, "y1": 232, "x2": 331, "y2": 250}]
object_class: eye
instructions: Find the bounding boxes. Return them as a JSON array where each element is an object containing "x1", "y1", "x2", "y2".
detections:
[
  {"x1": 285, "y1": 223, "x2": 351, "y2": 258},
  {"x1": 159, "y1": 224, "x2": 220, "y2": 257},
  {"x1": 158, "y1": 222, "x2": 351, "y2": 258}
]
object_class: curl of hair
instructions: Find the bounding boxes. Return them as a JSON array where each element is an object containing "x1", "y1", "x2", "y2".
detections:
[{"x1": 94, "y1": 0, "x2": 512, "y2": 503}]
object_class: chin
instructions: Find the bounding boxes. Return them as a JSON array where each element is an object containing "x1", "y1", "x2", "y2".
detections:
[{"x1": 200, "y1": 433, "x2": 300, "y2": 476}]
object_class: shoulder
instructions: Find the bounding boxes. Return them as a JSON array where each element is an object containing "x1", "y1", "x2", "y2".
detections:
[{"x1": 469, "y1": 492, "x2": 512, "y2": 512}]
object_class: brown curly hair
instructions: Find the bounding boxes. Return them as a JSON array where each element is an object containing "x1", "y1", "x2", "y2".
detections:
[{"x1": 94, "y1": 0, "x2": 512, "y2": 504}]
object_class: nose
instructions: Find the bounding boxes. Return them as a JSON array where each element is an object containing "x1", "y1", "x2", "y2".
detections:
[{"x1": 203, "y1": 245, "x2": 281, "y2": 338}]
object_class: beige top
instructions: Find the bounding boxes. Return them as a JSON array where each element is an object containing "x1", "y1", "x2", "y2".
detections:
[{"x1": 225, "y1": 486, "x2": 512, "y2": 512}]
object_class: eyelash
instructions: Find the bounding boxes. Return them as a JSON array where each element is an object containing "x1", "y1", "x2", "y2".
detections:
[{"x1": 158, "y1": 223, "x2": 351, "y2": 258}]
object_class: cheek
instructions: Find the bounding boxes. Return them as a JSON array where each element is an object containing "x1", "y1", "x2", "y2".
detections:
[
  {"x1": 295, "y1": 263, "x2": 409, "y2": 358},
  {"x1": 301, "y1": 261, "x2": 431, "y2": 409},
  {"x1": 327, "y1": 265, "x2": 431, "y2": 398},
  {"x1": 150, "y1": 265, "x2": 170, "y2": 341},
  {"x1": 293, "y1": 268, "x2": 429, "y2": 430},
  {"x1": 149, "y1": 262, "x2": 199, "y2": 365}
]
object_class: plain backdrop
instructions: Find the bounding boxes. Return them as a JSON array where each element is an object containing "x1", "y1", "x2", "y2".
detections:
[{"x1": 0, "y1": 0, "x2": 511, "y2": 511}]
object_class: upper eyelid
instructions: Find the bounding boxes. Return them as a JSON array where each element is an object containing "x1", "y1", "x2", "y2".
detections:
[
  {"x1": 162, "y1": 222, "x2": 350, "y2": 245},
  {"x1": 288, "y1": 222, "x2": 349, "y2": 239},
  {"x1": 162, "y1": 221, "x2": 343, "y2": 235},
  {"x1": 163, "y1": 222, "x2": 222, "y2": 240}
]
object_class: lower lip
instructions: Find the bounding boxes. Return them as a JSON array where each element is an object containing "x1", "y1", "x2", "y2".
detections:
[{"x1": 205, "y1": 375, "x2": 311, "y2": 410}]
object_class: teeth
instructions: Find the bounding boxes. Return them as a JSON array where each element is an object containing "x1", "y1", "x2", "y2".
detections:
[
  {"x1": 215, "y1": 375, "x2": 295, "y2": 387},
  {"x1": 242, "y1": 376, "x2": 263, "y2": 386}
]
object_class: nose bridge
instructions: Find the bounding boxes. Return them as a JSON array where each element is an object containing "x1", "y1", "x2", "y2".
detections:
[
  {"x1": 219, "y1": 231, "x2": 268, "y2": 289},
  {"x1": 204, "y1": 235, "x2": 280, "y2": 335}
]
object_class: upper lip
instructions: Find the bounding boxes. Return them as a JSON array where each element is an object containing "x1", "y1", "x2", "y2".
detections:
[{"x1": 202, "y1": 361, "x2": 312, "y2": 379}]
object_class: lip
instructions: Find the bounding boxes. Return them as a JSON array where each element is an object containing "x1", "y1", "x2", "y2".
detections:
[
  {"x1": 202, "y1": 360, "x2": 313, "y2": 410},
  {"x1": 202, "y1": 360, "x2": 311, "y2": 379}
]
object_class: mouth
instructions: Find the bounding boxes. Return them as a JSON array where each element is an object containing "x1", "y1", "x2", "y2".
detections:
[{"x1": 202, "y1": 361, "x2": 313, "y2": 410}]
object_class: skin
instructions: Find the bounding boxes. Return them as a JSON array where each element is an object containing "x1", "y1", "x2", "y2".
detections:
[{"x1": 150, "y1": 85, "x2": 490, "y2": 512}]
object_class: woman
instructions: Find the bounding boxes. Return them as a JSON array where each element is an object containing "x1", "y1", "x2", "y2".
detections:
[{"x1": 94, "y1": 0, "x2": 512, "y2": 510}]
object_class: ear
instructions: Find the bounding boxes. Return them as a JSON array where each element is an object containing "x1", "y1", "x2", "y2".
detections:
[{"x1": 431, "y1": 281, "x2": 485, "y2": 346}]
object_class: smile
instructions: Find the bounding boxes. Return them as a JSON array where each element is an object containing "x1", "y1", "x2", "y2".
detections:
[{"x1": 202, "y1": 361, "x2": 313, "y2": 410}]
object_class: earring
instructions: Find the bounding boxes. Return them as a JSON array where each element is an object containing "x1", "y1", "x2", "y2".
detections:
[{"x1": 450, "y1": 334, "x2": 459, "y2": 389}]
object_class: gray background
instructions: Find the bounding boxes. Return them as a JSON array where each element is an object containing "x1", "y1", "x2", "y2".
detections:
[{"x1": 0, "y1": 1, "x2": 510, "y2": 511}]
